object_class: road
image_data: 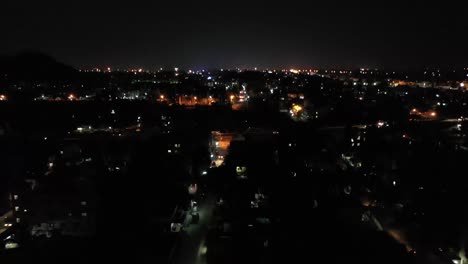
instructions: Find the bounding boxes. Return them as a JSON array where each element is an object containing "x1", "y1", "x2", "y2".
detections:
[
  {"x1": 370, "y1": 212, "x2": 454, "y2": 264},
  {"x1": 171, "y1": 195, "x2": 216, "y2": 264},
  {"x1": 0, "y1": 210, "x2": 13, "y2": 236}
]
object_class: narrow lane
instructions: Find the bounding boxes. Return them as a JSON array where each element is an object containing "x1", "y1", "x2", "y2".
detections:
[
  {"x1": 172, "y1": 195, "x2": 216, "y2": 264},
  {"x1": 0, "y1": 210, "x2": 13, "y2": 236}
]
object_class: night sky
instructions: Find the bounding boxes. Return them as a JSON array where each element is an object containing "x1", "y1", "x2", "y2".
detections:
[{"x1": 1, "y1": 1, "x2": 467, "y2": 70}]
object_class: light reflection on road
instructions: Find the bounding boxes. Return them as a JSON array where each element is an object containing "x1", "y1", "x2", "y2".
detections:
[{"x1": 172, "y1": 196, "x2": 215, "y2": 264}]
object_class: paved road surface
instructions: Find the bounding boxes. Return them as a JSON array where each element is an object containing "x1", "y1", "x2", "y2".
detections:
[{"x1": 172, "y1": 196, "x2": 216, "y2": 264}]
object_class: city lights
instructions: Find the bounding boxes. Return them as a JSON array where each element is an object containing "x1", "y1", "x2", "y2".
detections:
[
  {"x1": 0, "y1": 2, "x2": 466, "y2": 263},
  {"x1": 291, "y1": 104, "x2": 303, "y2": 115}
]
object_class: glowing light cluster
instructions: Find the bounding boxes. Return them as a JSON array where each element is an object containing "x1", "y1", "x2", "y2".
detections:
[{"x1": 291, "y1": 104, "x2": 303, "y2": 116}]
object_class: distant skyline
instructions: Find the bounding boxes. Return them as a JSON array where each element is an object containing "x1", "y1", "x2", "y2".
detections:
[{"x1": 1, "y1": 1, "x2": 467, "y2": 70}]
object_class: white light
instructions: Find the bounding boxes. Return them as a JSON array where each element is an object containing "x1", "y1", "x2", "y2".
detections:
[
  {"x1": 199, "y1": 245, "x2": 208, "y2": 255},
  {"x1": 202, "y1": 171, "x2": 207, "y2": 175},
  {"x1": 393, "y1": 181, "x2": 396, "y2": 186}
]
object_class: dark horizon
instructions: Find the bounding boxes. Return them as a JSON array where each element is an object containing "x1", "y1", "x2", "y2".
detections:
[
  {"x1": 1, "y1": 50, "x2": 466, "y2": 73},
  {"x1": 2, "y1": 2, "x2": 468, "y2": 261},
  {"x1": 1, "y1": 1, "x2": 467, "y2": 70}
]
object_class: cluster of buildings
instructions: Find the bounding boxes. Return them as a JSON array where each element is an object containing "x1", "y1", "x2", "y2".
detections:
[{"x1": 1, "y1": 62, "x2": 468, "y2": 263}]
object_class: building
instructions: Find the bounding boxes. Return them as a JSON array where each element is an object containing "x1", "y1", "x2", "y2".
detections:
[{"x1": 210, "y1": 131, "x2": 245, "y2": 167}]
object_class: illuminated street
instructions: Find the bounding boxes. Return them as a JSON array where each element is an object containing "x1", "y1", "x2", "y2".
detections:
[
  {"x1": 0, "y1": 4, "x2": 467, "y2": 262},
  {"x1": 172, "y1": 195, "x2": 216, "y2": 264},
  {"x1": 0, "y1": 211, "x2": 13, "y2": 236}
]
